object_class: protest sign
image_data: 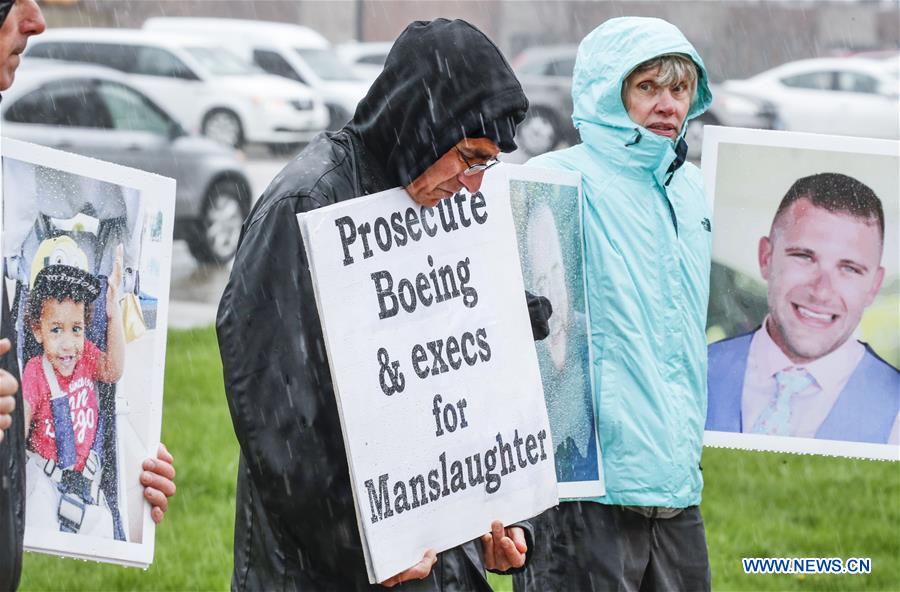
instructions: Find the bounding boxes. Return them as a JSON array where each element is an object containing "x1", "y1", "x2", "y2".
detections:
[
  {"x1": 297, "y1": 166, "x2": 558, "y2": 583},
  {"x1": 702, "y1": 126, "x2": 899, "y2": 461},
  {"x1": 507, "y1": 165, "x2": 604, "y2": 499},
  {"x1": 2, "y1": 138, "x2": 175, "y2": 566}
]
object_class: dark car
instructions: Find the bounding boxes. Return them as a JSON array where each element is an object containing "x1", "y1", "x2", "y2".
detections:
[
  {"x1": 513, "y1": 45, "x2": 580, "y2": 157},
  {"x1": 2, "y1": 59, "x2": 252, "y2": 264}
]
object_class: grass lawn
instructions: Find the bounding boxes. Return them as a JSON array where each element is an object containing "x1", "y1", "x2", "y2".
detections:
[{"x1": 20, "y1": 327, "x2": 900, "y2": 591}]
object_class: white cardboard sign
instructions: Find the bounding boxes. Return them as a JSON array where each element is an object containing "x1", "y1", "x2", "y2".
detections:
[{"x1": 297, "y1": 165, "x2": 558, "y2": 583}]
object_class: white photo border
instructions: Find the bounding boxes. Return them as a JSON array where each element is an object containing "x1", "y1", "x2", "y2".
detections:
[
  {"x1": 504, "y1": 163, "x2": 605, "y2": 499},
  {"x1": 2, "y1": 138, "x2": 176, "y2": 566},
  {"x1": 701, "y1": 126, "x2": 899, "y2": 462}
]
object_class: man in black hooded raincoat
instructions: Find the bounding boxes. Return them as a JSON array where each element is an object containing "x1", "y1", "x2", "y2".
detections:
[{"x1": 217, "y1": 18, "x2": 552, "y2": 591}]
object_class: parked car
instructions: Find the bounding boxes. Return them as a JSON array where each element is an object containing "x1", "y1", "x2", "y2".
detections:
[
  {"x1": 512, "y1": 45, "x2": 779, "y2": 158},
  {"x1": 511, "y1": 45, "x2": 579, "y2": 156},
  {"x1": 144, "y1": 17, "x2": 370, "y2": 130},
  {"x1": 335, "y1": 41, "x2": 393, "y2": 85},
  {"x1": 723, "y1": 57, "x2": 899, "y2": 139},
  {"x1": 25, "y1": 28, "x2": 329, "y2": 149},
  {"x1": 2, "y1": 60, "x2": 253, "y2": 264}
]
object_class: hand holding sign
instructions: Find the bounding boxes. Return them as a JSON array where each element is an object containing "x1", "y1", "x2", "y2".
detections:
[
  {"x1": 380, "y1": 548, "x2": 437, "y2": 587},
  {"x1": 481, "y1": 521, "x2": 528, "y2": 572},
  {"x1": 0, "y1": 339, "x2": 17, "y2": 443}
]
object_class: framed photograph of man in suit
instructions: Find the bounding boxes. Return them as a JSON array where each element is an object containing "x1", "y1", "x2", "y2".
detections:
[{"x1": 701, "y1": 127, "x2": 898, "y2": 461}]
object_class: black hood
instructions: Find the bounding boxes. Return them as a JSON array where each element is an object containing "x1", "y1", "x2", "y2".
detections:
[
  {"x1": 346, "y1": 18, "x2": 528, "y2": 187},
  {"x1": 0, "y1": 1, "x2": 11, "y2": 26}
]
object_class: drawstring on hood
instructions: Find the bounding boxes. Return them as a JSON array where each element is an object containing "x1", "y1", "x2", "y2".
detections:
[{"x1": 345, "y1": 19, "x2": 528, "y2": 188}]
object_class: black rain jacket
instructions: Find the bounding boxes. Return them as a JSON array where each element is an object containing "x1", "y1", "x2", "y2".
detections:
[
  {"x1": 0, "y1": 0, "x2": 26, "y2": 581},
  {"x1": 217, "y1": 18, "x2": 550, "y2": 592},
  {"x1": 0, "y1": 285, "x2": 24, "y2": 592}
]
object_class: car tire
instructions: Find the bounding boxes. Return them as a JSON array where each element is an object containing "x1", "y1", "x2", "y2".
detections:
[
  {"x1": 518, "y1": 107, "x2": 562, "y2": 156},
  {"x1": 202, "y1": 109, "x2": 244, "y2": 148},
  {"x1": 685, "y1": 112, "x2": 719, "y2": 160},
  {"x1": 187, "y1": 178, "x2": 250, "y2": 265}
]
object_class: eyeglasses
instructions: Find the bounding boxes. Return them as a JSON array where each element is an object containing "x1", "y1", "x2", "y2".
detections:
[{"x1": 455, "y1": 147, "x2": 500, "y2": 176}]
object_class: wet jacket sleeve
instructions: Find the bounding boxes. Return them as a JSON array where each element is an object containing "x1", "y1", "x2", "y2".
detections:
[
  {"x1": 0, "y1": 283, "x2": 24, "y2": 592},
  {"x1": 525, "y1": 291, "x2": 552, "y2": 341},
  {"x1": 217, "y1": 194, "x2": 356, "y2": 552}
]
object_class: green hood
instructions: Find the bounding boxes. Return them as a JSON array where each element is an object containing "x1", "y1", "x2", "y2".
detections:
[{"x1": 572, "y1": 17, "x2": 712, "y2": 150}]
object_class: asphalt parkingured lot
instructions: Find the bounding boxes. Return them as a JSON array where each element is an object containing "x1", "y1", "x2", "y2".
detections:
[{"x1": 19, "y1": 327, "x2": 900, "y2": 591}]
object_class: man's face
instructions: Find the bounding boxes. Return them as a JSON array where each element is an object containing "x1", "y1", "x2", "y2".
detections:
[
  {"x1": 622, "y1": 66, "x2": 692, "y2": 139},
  {"x1": 759, "y1": 198, "x2": 885, "y2": 364},
  {"x1": 406, "y1": 138, "x2": 500, "y2": 208},
  {"x1": 0, "y1": 0, "x2": 45, "y2": 91},
  {"x1": 32, "y1": 298, "x2": 87, "y2": 378}
]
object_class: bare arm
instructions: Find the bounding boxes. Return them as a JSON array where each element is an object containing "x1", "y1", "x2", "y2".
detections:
[{"x1": 97, "y1": 244, "x2": 125, "y2": 384}]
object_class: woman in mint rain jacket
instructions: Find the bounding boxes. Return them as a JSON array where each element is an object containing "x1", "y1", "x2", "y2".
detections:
[{"x1": 515, "y1": 17, "x2": 715, "y2": 591}]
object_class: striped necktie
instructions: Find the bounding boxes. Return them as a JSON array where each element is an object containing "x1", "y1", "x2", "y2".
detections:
[{"x1": 751, "y1": 368, "x2": 820, "y2": 436}]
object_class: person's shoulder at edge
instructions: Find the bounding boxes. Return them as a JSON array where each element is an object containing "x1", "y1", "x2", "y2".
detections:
[
  {"x1": 708, "y1": 330, "x2": 754, "y2": 352},
  {"x1": 860, "y1": 341, "x2": 900, "y2": 377}
]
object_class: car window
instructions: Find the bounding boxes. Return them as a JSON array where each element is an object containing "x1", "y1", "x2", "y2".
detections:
[
  {"x1": 26, "y1": 41, "x2": 135, "y2": 72},
  {"x1": 780, "y1": 71, "x2": 834, "y2": 90},
  {"x1": 835, "y1": 71, "x2": 879, "y2": 94},
  {"x1": 357, "y1": 53, "x2": 387, "y2": 66},
  {"x1": 5, "y1": 79, "x2": 113, "y2": 128},
  {"x1": 133, "y1": 46, "x2": 198, "y2": 80},
  {"x1": 97, "y1": 80, "x2": 173, "y2": 136},
  {"x1": 185, "y1": 47, "x2": 260, "y2": 76},
  {"x1": 253, "y1": 49, "x2": 304, "y2": 83},
  {"x1": 547, "y1": 58, "x2": 575, "y2": 77},
  {"x1": 294, "y1": 48, "x2": 359, "y2": 81}
]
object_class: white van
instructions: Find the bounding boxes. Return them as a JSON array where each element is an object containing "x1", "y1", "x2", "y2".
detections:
[
  {"x1": 26, "y1": 28, "x2": 330, "y2": 149},
  {"x1": 143, "y1": 18, "x2": 370, "y2": 129}
]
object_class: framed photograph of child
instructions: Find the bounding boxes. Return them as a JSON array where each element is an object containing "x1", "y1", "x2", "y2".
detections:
[
  {"x1": 1, "y1": 138, "x2": 176, "y2": 566},
  {"x1": 702, "y1": 126, "x2": 899, "y2": 462}
]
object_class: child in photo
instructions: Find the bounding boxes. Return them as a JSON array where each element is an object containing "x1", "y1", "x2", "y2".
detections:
[{"x1": 22, "y1": 238, "x2": 126, "y2": 540}]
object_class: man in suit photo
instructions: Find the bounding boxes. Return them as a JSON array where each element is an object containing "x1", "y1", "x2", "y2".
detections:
[{"x1": 707, "y1": 172, "x2": 899, "y2": 444}]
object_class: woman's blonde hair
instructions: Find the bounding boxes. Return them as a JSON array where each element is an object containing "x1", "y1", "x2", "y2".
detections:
[{"x1": 622, "y1": 53, "x2": 699, "y2": 103}]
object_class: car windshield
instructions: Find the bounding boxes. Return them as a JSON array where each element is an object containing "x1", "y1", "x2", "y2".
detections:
[
  {"x1": 185, "y1": 47, "x2": 261, "y2": 76},
  {"x1": 294, "y1": 48, "x2": 359, "y2": 81}
]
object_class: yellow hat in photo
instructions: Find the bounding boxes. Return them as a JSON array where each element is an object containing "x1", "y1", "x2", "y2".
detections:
[{"x1": 29, "y1": 236, "x2": 89, "y2": 288}]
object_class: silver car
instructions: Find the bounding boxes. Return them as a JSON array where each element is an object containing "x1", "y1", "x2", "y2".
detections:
[{"x1": 2, "y1": 59, "x2": 252, "y2": 264}]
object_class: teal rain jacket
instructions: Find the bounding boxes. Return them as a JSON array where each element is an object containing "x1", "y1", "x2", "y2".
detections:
[{"x1": 528, "y1": 17, "x2": 714, "y2": 508}]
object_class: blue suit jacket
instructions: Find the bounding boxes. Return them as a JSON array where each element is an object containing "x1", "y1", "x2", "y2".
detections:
[{"x1": 706, "y1": 332, "x2": 900, "y2": 444}]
